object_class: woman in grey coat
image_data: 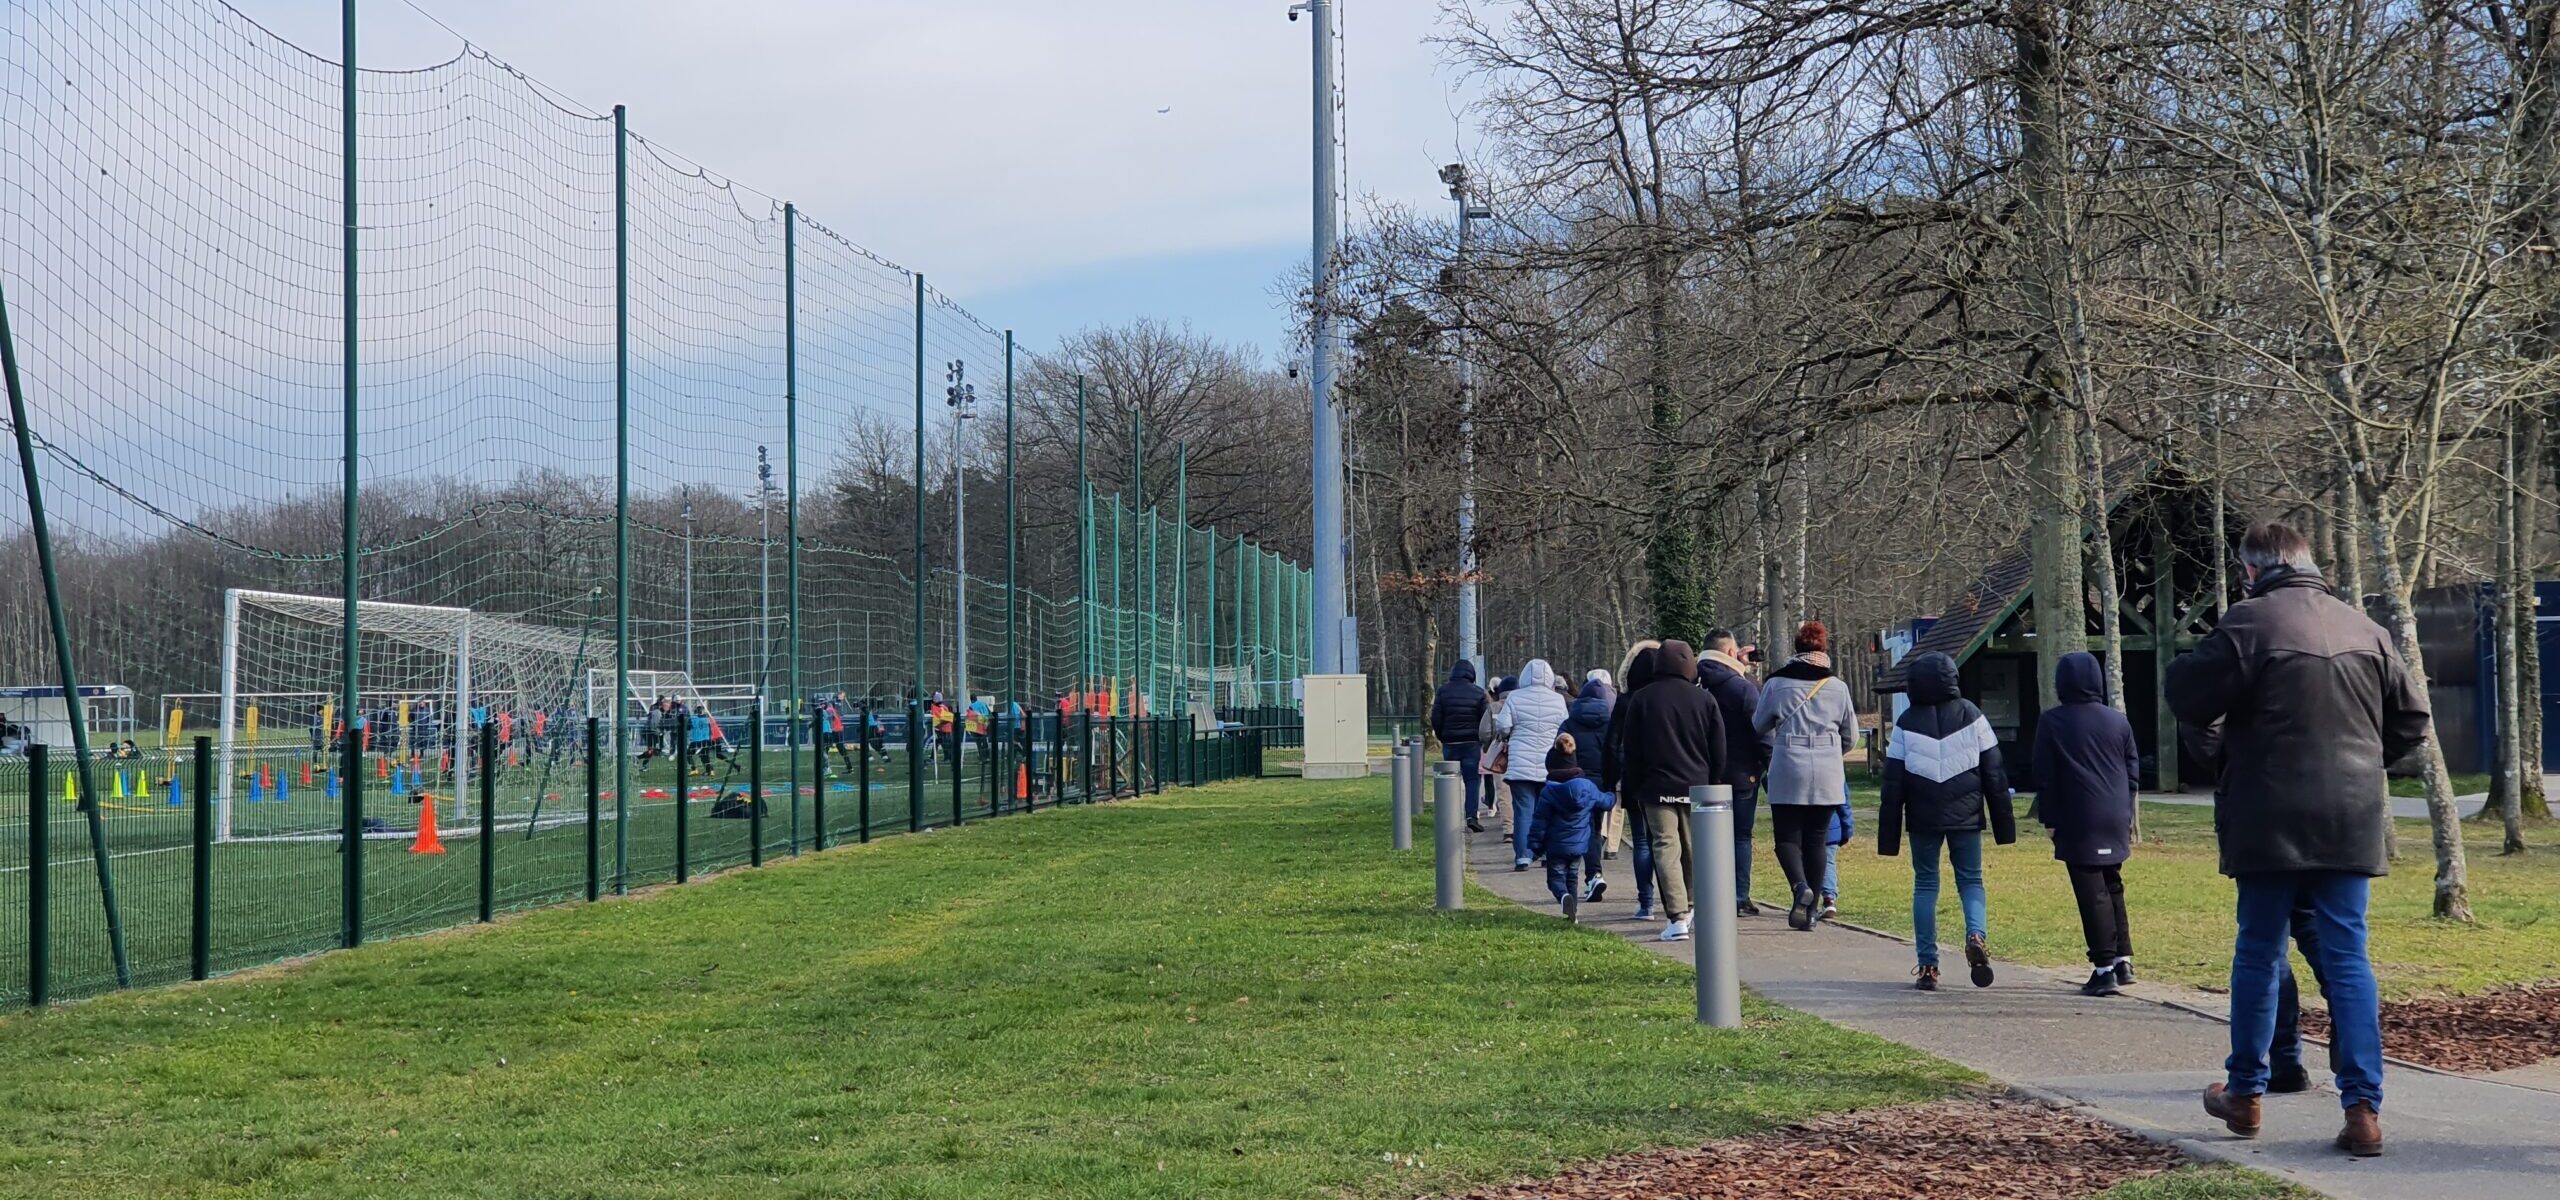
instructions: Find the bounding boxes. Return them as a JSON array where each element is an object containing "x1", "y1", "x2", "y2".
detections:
[{"x1": 1754, "y1": 620, "x2": 1860, "y2": 931}]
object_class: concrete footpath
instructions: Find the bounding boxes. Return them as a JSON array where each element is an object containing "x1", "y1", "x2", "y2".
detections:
[{"x1": 1463, "y1": 831, "x2": 2560, "y2": 1200}]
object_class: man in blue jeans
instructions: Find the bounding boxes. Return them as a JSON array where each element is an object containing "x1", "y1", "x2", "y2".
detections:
[
  {"x1": 1427, "y1": 660, "x2": 1488, "y2": 830},
  {"x1": 2168, "y1": 521, "x2": 2428, "y2": 1158}
]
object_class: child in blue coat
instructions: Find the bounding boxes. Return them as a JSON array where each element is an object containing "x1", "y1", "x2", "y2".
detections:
[{"x1": 1537, "y1": 737, "x2": 1615, "y2": 921}]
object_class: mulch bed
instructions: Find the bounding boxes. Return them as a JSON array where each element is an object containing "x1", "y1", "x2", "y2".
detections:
[
  {"x1": 2302, "y1": 980, "x2": 2560, "y2": 1073},
  {"x1": 1442, "y1": 1099, "x2": 2181, "y2": 1200}
]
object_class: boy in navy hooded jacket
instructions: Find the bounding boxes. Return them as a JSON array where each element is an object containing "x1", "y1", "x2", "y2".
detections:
[
  {"x1": 1537, "y1": 738, "x2": 1614, "y2": 921},
  {"x1": 2032, "y1": 650, "x2": 2140, "y2": 996}
]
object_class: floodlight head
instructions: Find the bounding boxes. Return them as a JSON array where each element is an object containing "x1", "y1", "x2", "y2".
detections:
[{"x1": 1438, "y1": 163, "x2": 1465, "y2": 193}]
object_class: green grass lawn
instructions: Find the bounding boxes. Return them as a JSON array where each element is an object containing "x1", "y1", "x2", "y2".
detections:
[
  {"x1": 1820, "y1": 794, "x2": 2560, "y2": 998},
  {"x1": 0, "y1": 778, "x2": 1981, "y2": 1199},
  {"x1": 2389, "y1": 772, "x2": 2490, "y2": 798}
]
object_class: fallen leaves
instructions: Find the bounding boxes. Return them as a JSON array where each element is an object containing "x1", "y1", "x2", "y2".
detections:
[
  {"x1": 1437, "y1": 1099, "x2": 2179, "y2": 1200},
  {"x1": 2301, "y1": 979, "x2": 2560, "y2": 1073}
]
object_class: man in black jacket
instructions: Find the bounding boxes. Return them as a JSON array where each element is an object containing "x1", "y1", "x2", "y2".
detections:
[
  {"x1": 2167, "y1": 521, "x2": 2427, "y2": 1158},
  {"x1": 1428, "y1": 660, "x2": 1489, "y2": 831},
  {"x1": 1616, "y1": 639, "x2": 1727, "y2": 942},
  {"x1": 1697, "y1": 630, "x2": 1768, "y2": 915}
]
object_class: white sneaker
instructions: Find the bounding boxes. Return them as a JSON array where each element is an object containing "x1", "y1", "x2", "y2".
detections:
[
  {"x1": 1585, "y1": 876, "x2": 1607, "y2": 903},
  {"x1": 1659, "y1": 918, "x2": 1691, "y2": 942}
]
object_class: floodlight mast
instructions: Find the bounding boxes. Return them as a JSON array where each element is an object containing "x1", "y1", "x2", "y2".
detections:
[
  {"x1": 1295, "y1": 0, "x2": 1352, "y2": 677},
  {"x1": 1441, "y1": 162, "x2": 1490, "y2": 680},
  {"x1": 946, "y1": 361, "x2": 977, "y2": 703}
]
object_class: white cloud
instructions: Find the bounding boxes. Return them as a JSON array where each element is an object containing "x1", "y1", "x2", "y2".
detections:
[{"x1": 230, "y1": 0, "x2": 1481, "y2": 304}]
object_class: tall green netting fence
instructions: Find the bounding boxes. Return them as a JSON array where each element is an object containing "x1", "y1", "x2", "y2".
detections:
[{"x1": 0, "y1": 0, "x2": 1311, "y2": 1007}]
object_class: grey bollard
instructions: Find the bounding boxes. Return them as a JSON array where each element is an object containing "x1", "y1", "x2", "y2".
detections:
[
  {"x1": 1407, "y1": 737, "x2": 1426, "y2": 811},
  {"x1": 1433, "y1": 760, "x2": 1463, "y2": 909},
  {"x1": 1689, "y1": 783, "x2": 1741, "y2": 1028},
  {"x1": 1390, "y1": 745, "x2": 1413, "y2": 851}
]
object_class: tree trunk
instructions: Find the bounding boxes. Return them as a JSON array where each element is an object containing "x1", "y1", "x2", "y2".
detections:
[
  {"x1": 2361, "y1": 477, "x2": 2471, "y2": 920},
  {"x1": 2027, "y1": 399, "x2": 2088, "y2": 713},
  {"x1": 2521, "y1": 404, "x2": 2551, "y2": 822},
  {"x1": 2489, "y1": 410, "x2": 2526, "y2": 852}
]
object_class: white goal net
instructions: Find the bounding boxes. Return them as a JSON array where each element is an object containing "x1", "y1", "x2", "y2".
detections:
[{"x1": 217, "y1": 589, "x2": 612, "y2": 841}]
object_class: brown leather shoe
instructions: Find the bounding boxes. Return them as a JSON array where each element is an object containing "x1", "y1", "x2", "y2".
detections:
[
  {"x1": 2336, "y1": 1102, "x2": 2382, "y2": 1157},
  {"x1": 2203, "y1": 1083, "x2": 2262, "y2": 1138}
]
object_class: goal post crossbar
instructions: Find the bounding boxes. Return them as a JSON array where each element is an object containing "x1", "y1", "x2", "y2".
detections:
[{"x1": 218, "y1": 589, "x2": 610, "y2": 841}]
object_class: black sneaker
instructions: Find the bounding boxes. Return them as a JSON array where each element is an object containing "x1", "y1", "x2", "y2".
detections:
[
  {"x1": 1913, "y1": 964, "x2": 1940, "y2": 991},
  {"x1": 1467, "y1": 819, "x2": 1484, "y2": 833},
  {"x1": 2268, "y1": 1066, "x2": 2312, "y2": 1094},
  {"x1": 2081, "y1": 968, "x2": 2121, "y2": 997},
  {"x1": 1737, "y1": 898, "x2": 1762, "y2": 918},
  {"x1": 1787, "y1": 887, "x2": 1818, "y2": 931},
  {"x1": 2113, "y1": 959, "x2": 2135, "y2": 987},
  {"x1": 1965, "y1": 934, "x2": 1995, "y2": 987}
]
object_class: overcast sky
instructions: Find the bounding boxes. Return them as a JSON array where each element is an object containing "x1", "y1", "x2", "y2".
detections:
[{"x1": 227, "y1": 0, "x2": 1482, "y2": 363}]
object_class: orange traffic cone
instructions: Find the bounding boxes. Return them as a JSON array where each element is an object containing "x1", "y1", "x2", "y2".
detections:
[
  {"x1": 260, "y1": 763, "x2": 275, "y2": 791},
  {"x1": 299, "y1": 761, "x2": 314, "y2": 787},
  {"x1": 440, "y1": 750, "x2": 451, "y2": 773},
  {"x1": 376, "y1": 755, "x2": 390, "y2": 780},
  {"x1": 409, "y1": 794, "x2": 446, "y2": 855},
  {"x1": 1016, "y1": 763, "x2": 1030, "y2": 801}
]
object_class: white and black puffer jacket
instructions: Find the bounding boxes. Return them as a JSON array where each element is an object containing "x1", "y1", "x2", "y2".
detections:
[{"x1": 1880, "y1": 651, "x2": 2016, "y2": 855}]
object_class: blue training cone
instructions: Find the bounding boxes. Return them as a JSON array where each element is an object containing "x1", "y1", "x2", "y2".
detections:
[
  {"x1": 326, "y1": 769, "x2": 340, "y2": 800},
  {"x1": 168, "y1": 773, "x2": 184, "y2": 808},
  {"x1": 248, "y1": 774, "x2": 265, "y2": 804},
  {"x1": 394, "y1": 765, "x2": 411, "y2": 795},
  {"x1": 277, "y1": 773, "x2": 290, "y2": 804}
]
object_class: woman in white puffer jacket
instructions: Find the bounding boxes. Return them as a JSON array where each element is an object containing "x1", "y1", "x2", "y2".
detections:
[{"x1": 1497, "y1": 658, "x2": 1571, "y2": 870}]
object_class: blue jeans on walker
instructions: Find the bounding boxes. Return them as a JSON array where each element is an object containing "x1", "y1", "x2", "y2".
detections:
[
  {"x1": 1508, "y1": 779, "x2": 1542, "y2": 864},
  {"x1": 1629, "y1": 808, "x2": 1656, "y2": 908},
  {"x1": 1823, "y1": 845, "x2": 1839, "y2": 901},
  {"x1": 1444, "y1": 742, "x2": 1481, "y2": 820},
  {"x1": 1733, "y1": 785, "x2": 1759, "y2": 904},
  {"x1": 1908, "y1": 829, "x2": 1986, "y2": 967},
  {"x1": 2228, "y1": 872, "x2": 2383, "y2": 1111}
]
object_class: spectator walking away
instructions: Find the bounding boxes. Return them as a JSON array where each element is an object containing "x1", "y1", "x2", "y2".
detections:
[
  {"x1": 1584, "y1": 668, "x2": 1616, "y2": 705},
  {"x1": 1601, "y1": 641, "x2": 1663, "y2": 920},
  {"x1": 2167, "y1": 520, "x2": 2423, "y2": 1158},
  {"x1": 1496, "y1": 659, "x2": 1571, "y2": 871},
  {"x1": 1877, "y1": 649, "x2": 2015, "y2": 988},
  {"x1": 1697, "y1": 630, "x2": 1768, "y2": 916},
  {"x1": 1480, "y1": 678, "x2": 1514, "y2": 839},
  {"x1": 1428, "y1": 660, "x2": 1489, "y2": 832},
  {"x1": 1756, "y1": 621, "x2": 1861, "y2": 933},
  {"x1": 1559, "y1": 673, "x2": 1615, "y2": 900},
  {"x1": 1822, "y1": 791, "x2": 1852, "y2": 920},
  {"x1": 1616, "y1": 639, "x2": 1727, "y2": 942},
  {"x1": 2032, "y1": 650, "x2": 2140, "y2": 997},
  {"x1": 1536, "y1": 739, "x2": 1614, "y2": 921}
]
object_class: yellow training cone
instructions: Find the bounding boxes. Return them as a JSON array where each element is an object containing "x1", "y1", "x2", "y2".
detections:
[
  {"x1": 112, "y1": 770, "x2": 127, "y2": 800},
  {"x1": 62, "y1": 771, "x2": 76, "y2": 802},
  {"x1": 135, "y1": 772, "x2": 150, "y2": 798}
]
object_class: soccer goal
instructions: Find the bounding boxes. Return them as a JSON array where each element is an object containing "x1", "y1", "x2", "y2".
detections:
[{"x1": 217, "y1": 589, "x2": 610, "y2": 841}]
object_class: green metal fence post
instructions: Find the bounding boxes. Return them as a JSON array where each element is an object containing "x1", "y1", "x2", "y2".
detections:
[
  {"x1": 342, "y1": 726, "x2": 363, "y2": 947},
  {"x1": 910, "y1": 273, "x2": 927, "y2": 836},
  {"x1": 478, "y1": 723, "x2": 496, "y2": 922},
  {"x1": 811, "y1": 711, "x2": 829, "y2": 852},
  {"x1": 2, "y1": 261, "x2": 128, "y2": 987},
  {"x1": 1173, "y1": 441, "x2": 1187, "y2": 781},
  {"x1": 336, "y1": 0, "x2": 364, "y2": 960},
  {"x1": 584, "y1": 717, "x2": 601, "y2": 902},
  {"x1": 27, "y1": 744, "x2": 48, "y2": 1007},
  {"x1": 675, "y1": 730, "x2": 691, "y2": 883},
  {"x1": 192, "y1": 736, "x2": 212, "y2": 979},
  {"x1": 612, "y1": 101, "x2": 631, "y2": 896},
  {"x1": 784, "y1": 202, "x2": 802, "y2": 858},
  {"x1": 1131, "y1": 410, "x2": 1145, "y2": 714},
  {"x1": 950, "y1": 706, "x2": 964, "y2": 827},
  {"x1": 858, "y1": 704, "x2": 873, "y2": 842},
  {"x1": 1207, "y1": 521, "x2": 1218, "y2": 730},
  {"x1": 1076, "y1": 375, "x2": 1090, "y2": 710},
  {"x1": 1004, "y1": 330, "x2": 1017, "y2": 813},
  {"x1": 749, "y1": 699, "x2": 766, "y2": 867}
]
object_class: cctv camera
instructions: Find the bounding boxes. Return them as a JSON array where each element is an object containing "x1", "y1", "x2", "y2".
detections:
[{"x1": 1287, "y1": 365, "x2": 1301, "y2": 379}]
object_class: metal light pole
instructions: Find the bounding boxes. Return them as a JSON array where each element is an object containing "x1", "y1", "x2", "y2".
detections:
[
  {"x1": 1440, "y1": 162, "x2": 1490, "y2": 679},
  {"x1": 681, "y1": 490, "x2": 695, "y2": 682},
  {"x1": 757, "y1": 446, "x2": 774, "y2": 678},
  {"x1": 1291, "y1": 0, "x2": 1349, "y2": 676},
  {"x1": 946, "y1": 361, "x2": 976, "y2": 704}
]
